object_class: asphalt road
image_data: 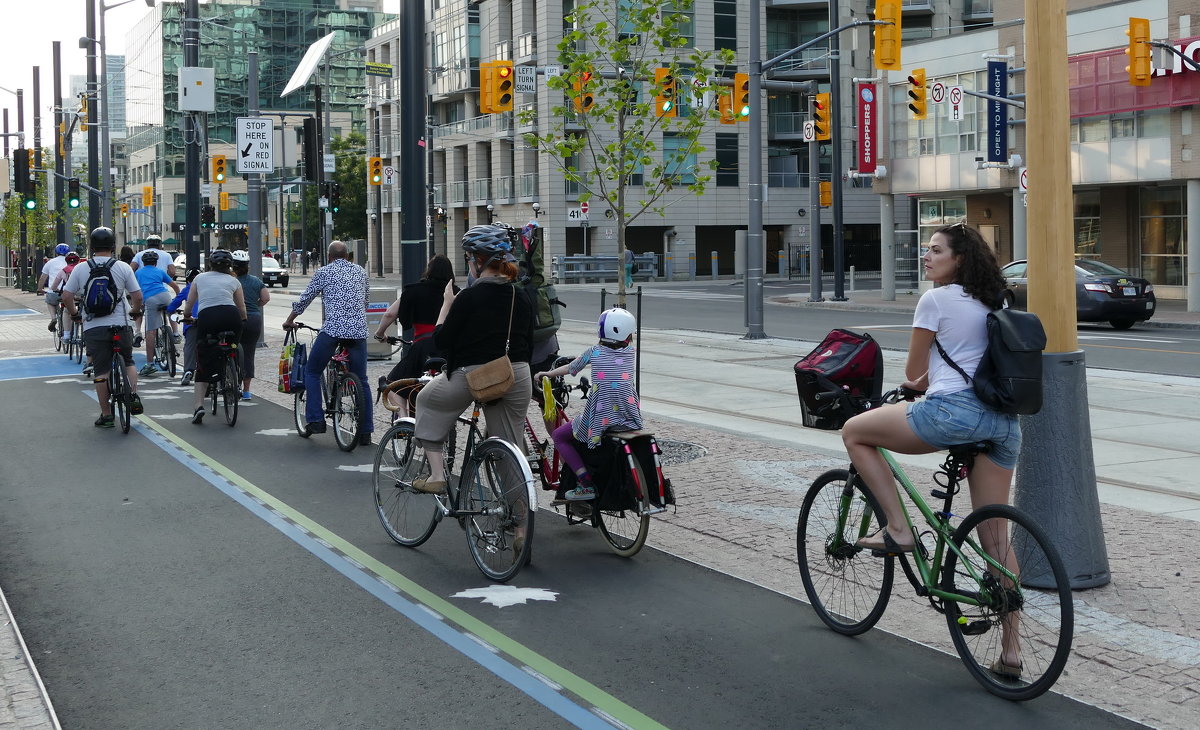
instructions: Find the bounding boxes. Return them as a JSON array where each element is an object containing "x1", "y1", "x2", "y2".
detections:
[
  {"x1": 555, "y1": 281, "x2": 1200, "y2": 377},
  {"x1": 0, "y1": 361, "x2": 1146, "y2": 729}
]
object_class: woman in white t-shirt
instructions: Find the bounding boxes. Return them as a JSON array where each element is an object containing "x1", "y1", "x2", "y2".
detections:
[
  {"x1": 183, "y1": 249, "x2": 246, "y2": 424},
  {"x1": 841, "y1": 223, "x2": 1022, "y2": 668}
]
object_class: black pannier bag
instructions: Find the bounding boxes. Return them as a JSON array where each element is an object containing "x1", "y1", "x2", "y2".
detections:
[
  {"x1": 794, "y1": 329, "x2": 884, "y2": 430},
  {"x1": 558, "y1": 434, "x2": 674, "y2": 511}
]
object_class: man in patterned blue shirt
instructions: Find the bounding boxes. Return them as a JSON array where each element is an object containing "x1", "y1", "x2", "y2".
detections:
[{"x1": 283, "y1": 240, "x2": 373, "y2": 444}]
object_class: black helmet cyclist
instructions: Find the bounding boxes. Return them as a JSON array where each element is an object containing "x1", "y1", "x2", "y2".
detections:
[
  {"x1": 141, "y1": 250, "x2": 159, "y2": 266},
  {"x1": 208, "y1": 249, "x2": 233, "y2": 268},
  {"x1": 461, "y1": 224, "x2": 517, "y2": 269},
  {"x1": 89, "y1": 226, "x2": 117, "y2": 252}
]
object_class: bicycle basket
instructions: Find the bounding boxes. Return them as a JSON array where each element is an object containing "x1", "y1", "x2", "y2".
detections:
[{"x1": 794, "y1": 329, "x2": 883, "y2": 430}]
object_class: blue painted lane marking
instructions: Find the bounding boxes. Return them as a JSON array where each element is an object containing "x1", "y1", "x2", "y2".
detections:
[
  {"x1": 0, "y1": 355, "x2": 91, "y2": 381},
  {"x1": 0, "y1": 309, "x2": 40, "y2": 316},
  {"x1": 130, "y1": 419, "x2": 611, "y2": 729}
]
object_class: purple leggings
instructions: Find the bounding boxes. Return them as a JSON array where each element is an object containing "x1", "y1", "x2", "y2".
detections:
[{"x1": 552, "y1": 422, "x2": 588, "y2": 478}]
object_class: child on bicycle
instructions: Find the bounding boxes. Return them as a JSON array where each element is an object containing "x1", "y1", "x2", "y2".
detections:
[{"x1": 533, "y1": 308, "x2": 642, "y2": 501}]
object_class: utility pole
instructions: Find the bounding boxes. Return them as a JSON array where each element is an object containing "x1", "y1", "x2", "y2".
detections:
[
  {"x1": 827, "y1": 0, "x2": 846, "y2": 301},
  {"x1": 182, "y1": 0, "x2": 201, "y2": 272},
  {"x1": 53, "y1": 42, "x2": 66, "y2": 244},
  {"x1": 399, "y1": 0, "x2": 426, "y2": 284},
  {"x1": 1015, "y1": 0, "x2": 1108, "y2": 589},
  {"x1": 247, "y1": 51, "x2": 263, "y2": 278},
  {"x1": 744, "y1": 1, "x2": 766, "y2": 338},
  {"x1": 85, "y1": 0, "x2": 100, "y2": 232}
]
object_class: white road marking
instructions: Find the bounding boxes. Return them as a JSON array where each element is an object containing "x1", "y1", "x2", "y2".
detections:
[
  {"x1": 257, "y1": 428, "x2": 296, "y2": 436},
  {"x1": 150, "y1": 413, "x2": 200, "y2": 420},
  {"x1": 44, "y1": 377, "x2": 89, "y2": 384},
  {"x1": 451, "y1": 586, "x2": 559, "y2": 608},
  {"x1": 336, "y1": 464, "x2": 375, "y2": 473},
  {"x1": 1078, "y1": 334, "x2": 1179, "y2": 344}
]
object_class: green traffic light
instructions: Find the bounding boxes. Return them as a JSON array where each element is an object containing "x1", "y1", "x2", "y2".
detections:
[
  {"x1": 739, "y1": 105, "x2": 751, "y2": 117},
  {"x1": 24, "y1": 198, "x2": 37, "y2": 210},
  {"x1": 661, "y1": 100, "x2": 673, "y2": 113},
  {"x1": 69, "y1": 199, "x2": 80, "y2": 209}
]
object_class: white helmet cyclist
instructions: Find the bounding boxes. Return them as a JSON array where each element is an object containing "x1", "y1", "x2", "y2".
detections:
[
  {"x1": 598, "y1": 308, "x2": 636, "y2": 344},
  {"x1": 231, "y1": 249, "x2": 250, "y2": 263}
]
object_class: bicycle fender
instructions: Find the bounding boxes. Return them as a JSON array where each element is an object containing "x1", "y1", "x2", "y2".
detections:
[{"x1": 480, "y1": 436, "x2": 538, "y2": 510}]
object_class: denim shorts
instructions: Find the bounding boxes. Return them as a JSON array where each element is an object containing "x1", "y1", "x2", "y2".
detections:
[{"x1": 906, "y1": 388, "x2": 1022, "y2": 469}]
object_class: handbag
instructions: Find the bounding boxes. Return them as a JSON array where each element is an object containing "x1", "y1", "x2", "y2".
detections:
[
  {"x1": 278, "y1": 329, "x2": 308, "y2": 394},
  {"x1": 466, "y1": 287, "x2": 516, "y2": 402}
]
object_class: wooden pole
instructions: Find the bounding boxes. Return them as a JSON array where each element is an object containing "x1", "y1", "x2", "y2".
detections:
[{"x1": 1024, "y1": 0, "x2": 1076, "y2": 352}]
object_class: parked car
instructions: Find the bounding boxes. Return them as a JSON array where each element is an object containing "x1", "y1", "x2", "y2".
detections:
[
  {"x1": 999, "y1": 258, "x2": 1156, "y2": 330},
  {"x1": 172, "y1": 253, "x2": 202, "y2": 279},
  {"x1": 261, "y1": 256, "x2": 289, "y2": 287}
]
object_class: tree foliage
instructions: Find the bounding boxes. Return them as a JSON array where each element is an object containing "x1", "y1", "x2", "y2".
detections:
[
  {"x1": 518, "y1": 0, "x2": 736, "y2": 300},
  {"x1": 298, "y1": 132, "x2": 368, "y2": 248}
]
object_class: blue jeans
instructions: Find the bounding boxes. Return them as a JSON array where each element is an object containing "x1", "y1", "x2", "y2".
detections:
[{"x1": 304, "y1": 332, "x2": 372, "y2": 432}]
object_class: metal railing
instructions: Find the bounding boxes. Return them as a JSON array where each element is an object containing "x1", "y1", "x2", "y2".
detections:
[
  {"x1": 551, "y1": 254, "x2": 659, "y2": 283},
  {"x1": 518, "y1": 172, "x2": 538, "y2": 198}
]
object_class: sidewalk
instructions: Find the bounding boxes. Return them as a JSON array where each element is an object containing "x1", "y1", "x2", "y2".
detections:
[{"x1": 1, "y1": 285, "x2": 1198, "y2": 727}]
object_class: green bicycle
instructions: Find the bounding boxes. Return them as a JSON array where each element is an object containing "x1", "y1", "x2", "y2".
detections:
[{"x1": 796, "y1": 388, "x2": 1073, "y2": 701}]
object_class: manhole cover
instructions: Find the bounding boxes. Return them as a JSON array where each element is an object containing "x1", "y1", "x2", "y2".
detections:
[{"x1": 657, "y1": 439, "x2": 707, "y2": 466}]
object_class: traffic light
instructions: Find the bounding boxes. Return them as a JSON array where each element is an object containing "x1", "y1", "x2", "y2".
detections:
[
  {"x1": 142, "y1": 185, "x2": 154, "y2": 208},
  {"x1": 68, "y1": 177, "x2": 80, "y2": 208},
  {"x1": 654, "y1": 67, "x2": 677, "y2": 118},
  {"x1": 734, "y1": 73, "x2": 751, "y2": 120},
  {"x1": 572, "y1": 69, "x2": 595, "y2": 114},
  {"x1": 330, "y1": 182, "x2": 341, "y2": 214},
  {"x1": 201, "y1": 204, "x2": 216, "y2": 228},
  {"x1": 219, "y1": 191, "x2": 230, "y2": 211},
  {"x1": 368, "y1": 156, "x2": 383, "y2": 185},
  {"x1": 1125, "y1": 17, "x2": 1152, "y2": 86},
  {"x1": 819, "y1": 181, "x2": 832, "y2": 207},
  {"x1": 907, "y1": 68, "x2": 927, "y2": 120},
  {"x1": 480, "y1": 60, "x2": 514, "y2": 114},
  {"x1": 22, "y1": 149, "x2": 37, "y2": 210},
  {"x1": 120, "y1": 203, "x2": 129, "y2": 218},
  {"x1": 79, "y1": 96, "x2": 88, "y2": 132},
  {"x1": 873, "y1": 0, "x2": 903, "y2": 71},
  {"x1": 212, "y1": 154, "x2": 227, "y2": 183},
  {"x1": 813, "y1": 93, "x2": 832, "y2": 141},
  {"x1": 13, "y1": 148, "x2": 27, "y2": 196},
  {"x1": 717, "y1": 91, "x2": 737, "y2": 125}
]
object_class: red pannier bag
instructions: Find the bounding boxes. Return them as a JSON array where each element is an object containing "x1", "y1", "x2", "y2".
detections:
[{"x1": 794, "y1": 329, "x2": 884, "y2": 430}]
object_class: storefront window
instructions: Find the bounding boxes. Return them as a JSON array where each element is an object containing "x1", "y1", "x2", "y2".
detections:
[
  {"x1": 1139, "y1": 186, "x2": 1187, "y2": 286},
  {"x1": 1074, "y1": 190, "x2": 1101, "y2": 257}
]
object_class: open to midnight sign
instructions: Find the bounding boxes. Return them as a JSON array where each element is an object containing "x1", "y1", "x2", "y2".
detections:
[{"x1": 236, "y1": 117, "x2": 276, "y2": 174}]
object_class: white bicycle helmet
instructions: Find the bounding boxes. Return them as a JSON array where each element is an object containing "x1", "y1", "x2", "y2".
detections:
[
  {"x1": 231, "y1": 250, "x2": 251, "y2": 263},
  {"x1": 598, "y1": 308, "x2": 636, "y2": 344}
]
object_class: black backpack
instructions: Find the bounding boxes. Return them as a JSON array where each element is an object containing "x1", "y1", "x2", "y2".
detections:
[
  {"x1": 515, "y1": 224, "x2": 563, "y2": 343},
  {"x1": 81, "y1": 258, "x2": 121, "y2": 318},
  {"x1": 935, "y1": 308, "x2": 1047, "y2": 415}
]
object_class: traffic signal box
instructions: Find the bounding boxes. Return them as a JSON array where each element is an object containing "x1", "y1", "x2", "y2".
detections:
[
  {"x1": 734, "y1": 73, "x2": 751, "y2": 120},
  {"x1": 330, "y1": 182, "x2": 342, "y2": 214},
  {"x1": 212, "y1": 154, "x2": 227, "y2": 183},
  {"x1": 201, "y1": 204, "x2": 216, "y2": 228},
  {"x1": 718, "y1": 90, "x2": 737, "y2": 125},
  {"x1": 79, "y1": 96, "x2": 89, "y2": 132},
  {"x1": 654, "y1": 67, "x2": 677, "y2": 118},
  {"x1": 142, "y1": 186, "x2": 154, "y2": 207},
  {"x1": 68, "y1": 178, "x2": 81, "y2": 208},
  {"x1": 813, "y1": 93, "x2": 832, "y2": 141},
  {"x1": 819, "y1": 181, "x2": 832, "y2": 207},
  {"x1": 1125, "y1": 17, "x2": 1152, "y2": 86},
  {"x1": 572, "y1": 69, "x2": 595, "y2": 114},
  {"x1": 20, "y1": 148, "x2": 37, "y2": 210},
  {"x1": 13, "y1": 148, "x2": 28, "y2": 196},
  {"x1": 907, "y1": 68, "x2": 927, "y2": 120},
  {"x1": 121, "y1": 203, "x2": 129, "y2": 218},
  {"x1": 480, "y1": 60, "x2": 514, "y2": 114},
  {"x1": 873, "y1": 0, "x2": 903, "y2": 71},
  {"x1": 368, "y1": 156, "x2": 383, "y2": 185},
  {"x1": 219, "y1": 191, "x2": 230, "y2": 211}
]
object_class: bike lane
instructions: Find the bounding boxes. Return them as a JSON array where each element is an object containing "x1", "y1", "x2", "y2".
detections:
[{"x1": 0, "y1": 361, "x2": 1141, "y2": 729}]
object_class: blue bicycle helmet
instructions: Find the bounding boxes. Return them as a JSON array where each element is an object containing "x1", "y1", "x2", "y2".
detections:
[
  {"x1": 55, "y1": 243, "x2": 71, "y2": 256},
  {"x1": 461, "y1": 224, "x2": 517, "y2": 264}
]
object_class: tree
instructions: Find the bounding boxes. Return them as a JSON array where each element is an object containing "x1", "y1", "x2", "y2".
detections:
[{"x1": 519, "y1": 0, "x2": 735, "y2": 304}]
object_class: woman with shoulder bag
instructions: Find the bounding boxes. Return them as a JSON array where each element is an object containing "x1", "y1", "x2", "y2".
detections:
[{"x1": 411, "y1": 224, "x2": 534, "y2": 495}]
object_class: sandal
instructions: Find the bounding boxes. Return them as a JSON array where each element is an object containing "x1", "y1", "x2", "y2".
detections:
[
  {"x1": 856, "y1": 528, "x2": 915, "y2": 554},
  {"x1": 989, "y1": 659, "x2": 1023, "y2": 678}
]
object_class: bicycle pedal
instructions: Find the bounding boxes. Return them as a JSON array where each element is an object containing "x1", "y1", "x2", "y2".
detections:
[{"x1": 959, "y1": 620, "x2": 992, "y2": 636}]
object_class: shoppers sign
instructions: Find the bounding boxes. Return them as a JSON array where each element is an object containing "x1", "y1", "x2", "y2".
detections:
[
  {"x1": 986, "y1": 61, "x2": 1008, "y2": 162},
  {"x1": 856, "y1": 84, "x2": 877, "y2": 175}
]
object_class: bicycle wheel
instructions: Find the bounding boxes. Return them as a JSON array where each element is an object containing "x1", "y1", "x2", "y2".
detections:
[
  {"x1": 942, "y1": 504, "x2": 1073, "y2": 701},
  {"x1": 796, "y1": 469, "x2": 894, "y2": 636},
  {"x1": 459, "y1": 438, "x2": 535, "y2": 582},
  {"x1": 72, "y1": 322, "x2": 84, "y2": 364},
  {"x1": 596, "y1": 455, "x2": 651, "y2": 557},
  {"x1": 53, "y1": 310, "x2": 64, "y2": 352},
  {"x1": 153, "y1": 327, "x2": 169, "y2": 372},
  {"x1": 221, "y1": 355, "x2": 240, "y2": 426},
  {"x1": 333, "y1": 372, "x2": 365, "y2": 452},
  {"x1": 110, "y1": 363, "x2": 131, "y2": 434},
  {"x1": 293, "y1": 389, "x2": 309, "y2": 436},
  {"x1": 372, "y1": 420, "x2": 440, "y2": 547}
]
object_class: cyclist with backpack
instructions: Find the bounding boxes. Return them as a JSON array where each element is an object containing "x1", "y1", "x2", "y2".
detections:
[{"x1": 60, "y1": 227, "x2": 146, "y2": 427}]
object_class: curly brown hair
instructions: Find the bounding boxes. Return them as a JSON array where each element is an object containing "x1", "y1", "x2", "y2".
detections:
[{"x1": 935, "y1": 223, "x2": 1005, "y2": 308}]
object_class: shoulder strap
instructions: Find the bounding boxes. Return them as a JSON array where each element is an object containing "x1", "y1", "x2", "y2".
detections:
[
  {"x1": 503, "y1": 285, "x2": 516, "y2": 355},
  {"x1": 933, "y1": 336, "x2": 972, "y2": 384}
]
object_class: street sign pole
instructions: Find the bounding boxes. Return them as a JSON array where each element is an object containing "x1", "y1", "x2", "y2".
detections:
[{"x1": 247, "y1": 51, "x2": 263, "y2": 279}]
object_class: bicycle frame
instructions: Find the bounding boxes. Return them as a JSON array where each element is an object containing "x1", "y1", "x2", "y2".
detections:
[{"x1": 852, "y1": 448, "x2": 1019, "y2": 609}]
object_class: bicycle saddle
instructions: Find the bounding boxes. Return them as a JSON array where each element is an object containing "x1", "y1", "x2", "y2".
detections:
[{"x1": 947, "y1": 442, "x2": 992, "y2": 457}]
